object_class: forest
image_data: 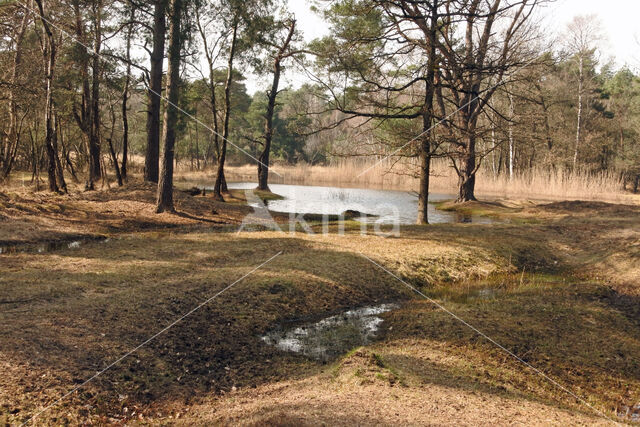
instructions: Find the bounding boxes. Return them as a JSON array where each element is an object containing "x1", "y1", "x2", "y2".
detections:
[
  {"x1": 1, "y1": 0, "x2": 640, "y2": 425},
  {"x1": 1, "y1": 0, "x2": 639, "y2": 219}
]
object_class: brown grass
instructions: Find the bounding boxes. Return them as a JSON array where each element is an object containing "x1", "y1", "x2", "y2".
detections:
[
  {"x1": 182, "y1": 159, "x2": 638, "y2": 204},
  {"x1": 0, "y1": 178, "x2": 293, "y2": 245},
  {"x1": 7, "y1": 154, "x2": 638, "y2": 204},
  {"x1": 1, "y1": 178, "x2": 639, "y2": 425}
]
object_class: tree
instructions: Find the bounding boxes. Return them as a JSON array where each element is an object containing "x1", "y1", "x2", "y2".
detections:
[
  {"x1": 145, "y1": 0, "x2": 166, "y2": 183},
  {"x1": 382, "y1": 1, "x2": 441, "y2": 223},
  {"x1": 212, "y1": 16, "x2": 237, "y2": 200},
  {"x1": 121, "y1": 4, "x2": 135, "y2": 181},
  {"x1": 34, "y1": 0, "x2": 65, "y2": 192},
  {"x1": 194, "y1": 3, "x2": 225, "y2": 176},
  {"x1": 310, "y1": 0, "x2": 442, "y2": 223},
  {"x1": 603, "y1": 69, "x2": 640, "y2": 191},
  {"x1": 436, "y1": 0, "x2": 548, "y2": 202},
  {"x1": 566, "y1": 15, "x2": 602, "y2": 170},
  {"x1": 0, "y1": 3, "x2": 30, "y2": 180},
  {"x1": 70, "y1": 0, "x2": 103, "y2": 190},
  {"x1": 88, "y1": 0, "x2": 103, "y2": 189},
  {"x1": 256, "y1": 18, "x2": 298, "y2": 191},
  {"x1": 156, "y1": 0, "x2": 184, "y2": 213},
  {"x1": 207, "y1": 0, "x2": 277, "y2": 200}
]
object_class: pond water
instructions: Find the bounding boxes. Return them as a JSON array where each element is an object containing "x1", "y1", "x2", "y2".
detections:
[
  {"x1": 226, "y1": 182, "x2": 495, "y2": 225},
  {"x1": 261, "y1": 303, "x2": 398, "y2": 362}
]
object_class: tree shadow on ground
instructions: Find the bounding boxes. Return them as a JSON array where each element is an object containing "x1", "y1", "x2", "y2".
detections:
[
  {"x1": 0, "y1": 234, "x2": 408, "y2": 423},
  {"x1": 1, "y1": 218, "x2": 639, "y2": 424}
]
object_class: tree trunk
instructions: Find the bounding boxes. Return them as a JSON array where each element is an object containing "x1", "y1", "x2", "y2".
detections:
[
  {"x1": 106, "y1": 101, "x2": 123, "y2": 187},
  {"x1": 257, "y1": 20, "x2": 296, "y2": 192},
  {"x1": 574, "y1": 55, "x2": 583, "y2": 170},
  {"x1": 508, "y1": 93, "x2": 515, "y2": 179},
  {"x1": 60, "y1": 125, "x2": 79, "y2": 182},
  {"x1": 35, "y1": 0, "x2": 59, "y2": 193},
  {"x1": 416, "y1": 136, "x2": 431, "y2": 224},
  {"x1": 257, "y1": 61, "x2": 281, "y2": 191},
  {"x1": 121, "y1": 8, "x2": 133, "y2": 181},
  {"x1": 107, "y1": 138, "x2": 123, "y2": 186},
  {"x1": 1, "y1": 8, "x2": 29, "y2": 180},
  {"x1": 491, "y1": 123, "x2": 497, "y2": 177},
  {"x1": 257, "y1": 84, "x2": 277, "y2": 191},
  {"x1": 457, "y1": 135, "x2": 477, "y2": 202},
  {"x1": 145, "y1": 0, "x2": 166, "y2": 183},
  {"x1": 156, "y1": 0, "x2": 182, "y2": 213},
  {"x1": 52, "y1": 107, "x2": 67, "y2": 193},
  {"x1": 416, "y1": 5, "x2": 438, "y2": 224},
  {"x1": 213, "y1": 21, "x2": 238, "y2": 200},
  {"x1": 195, "y1": 7, "x2": 221, "y2": 180},
  {"x1": 88, "y1": 0, "x2": 103, "y2": 189},
  {"x1": 71, "y1": 0, "x2": 93, "y2": 188}
]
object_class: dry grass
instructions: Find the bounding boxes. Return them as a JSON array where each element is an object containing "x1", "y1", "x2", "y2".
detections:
[
  {"x1": 1, "y1": 201, "x2": 640, "y2": 424},
  {"x1": 0, "y1": 178, "x2": 299, "y2": 245},
  {"x1": 183, "y1": 159, "x2": 639, "y2": 204},
  {"x1": 185, "y1": 347, "x2": 610, "y2": 426},
  {"x1": 1, "y1": 176, "x2": 640, "y2": 424},
  {"x1": 7, "y1": 153, "x2": 637, "y2": 204}
]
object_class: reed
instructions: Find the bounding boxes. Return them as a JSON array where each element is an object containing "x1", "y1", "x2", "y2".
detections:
[{"x1": 199, "y1": 158, "x2": 629, "y2": 202}]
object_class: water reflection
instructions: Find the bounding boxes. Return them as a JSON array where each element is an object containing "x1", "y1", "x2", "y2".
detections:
[
  {"x1": 225, "y1": 182, "x2": 495, "y2": 225},
  {"x1": 261, "y1": 303, "x2": 398, "y2": 362},
  {"x1": 0, "y1": 237, "x2": 109, "y2": 255}
]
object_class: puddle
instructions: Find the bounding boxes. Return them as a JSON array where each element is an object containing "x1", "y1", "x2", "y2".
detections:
[
  {"x1": 261, "y1": 303, "x2": 398, "y2": 362},
  {"x1": 476, "y1": 288, "x2": 498, "y2": 299},
  {"x1": 0, "y1": 237, "x2": 109, "y2": 255}
]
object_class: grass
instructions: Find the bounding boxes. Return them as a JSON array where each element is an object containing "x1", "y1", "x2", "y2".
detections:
[
  {"x1": 186, "y1": 268, "x2": 639, "y2": 425},
  {"x1": 226, "y1": 188, "x2": 285, "y2": 202},
  {"x1": 0, "y1": 178, "x2": 296, "y2": 245},
  {"x1": 16, "y1": 154, "x2": 637, "y2": 203},
  {"x1": 192, "y1": 158, "x2": 640, "y2": 204},
  {"x1": 377, "y1": 277, "x2": 640, "y2": 413},
  {"x1": 1, "y1": 179, "x2": 640, "y2": 424}
]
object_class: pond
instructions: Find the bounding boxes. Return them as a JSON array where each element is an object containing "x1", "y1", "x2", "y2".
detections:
[
  {"x1": 226, "y1": 182, "x2": 495, "y2": 225},
  {"x1": 261, "y1": 303, "x2": 399, "y2": 362}
]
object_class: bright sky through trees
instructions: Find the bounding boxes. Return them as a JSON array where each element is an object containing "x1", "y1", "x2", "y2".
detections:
[{"x1": 243, "y1": 0, "x2": 640, "y2": 95}]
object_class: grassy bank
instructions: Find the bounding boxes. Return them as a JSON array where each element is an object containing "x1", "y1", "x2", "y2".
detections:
[
  {"x1": 1, "y1": 182, "x2": 639, "y2": 424},
  {"x1": 0, "y1": 179, "x2": 291, "y2": 245}
]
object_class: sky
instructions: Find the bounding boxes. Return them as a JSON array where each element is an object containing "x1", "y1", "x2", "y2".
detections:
[
  {"x1": 244, "y1": 0, "x2": 640, "y2": 94},
  {"x1": 546, "y1": 0, "x2": 639, "y2": 67}
]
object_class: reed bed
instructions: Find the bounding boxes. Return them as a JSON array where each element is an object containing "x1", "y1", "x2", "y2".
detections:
[{"x1": 202, "y1": 159, "x2": 631, "y2": 203}]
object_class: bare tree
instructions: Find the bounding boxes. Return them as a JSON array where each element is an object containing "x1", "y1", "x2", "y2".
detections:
[
  {"x1": 121, "y1": 5, "x2": 134, "y2": 181},
  {"x1": 310, "y1": 0, "x2": 443, "y2": 223},
  {"x1": 212, "y1": 19, "x2": 237, "y2": 200},
  {"x1": 0, "y1": 3, "x2": 30, "y2": 180},
  {"x1": 34, "y1": 0, "x2": 63, "y2": 192},
  {"x1": 566, "y1": 15, "x2": 602, "y2": 170},
  {"x1": 195, "y1": 4, "x2": 225, "y2": 179},
  {"x1": 436, "y1": 0, "x2": 547, "y2": 201}
]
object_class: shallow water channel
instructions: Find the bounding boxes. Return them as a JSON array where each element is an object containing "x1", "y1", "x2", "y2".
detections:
[
  {"x1": 0, "y1": 237, "x2": 109, "y2": 255},
  {"x1": 226, "y1": 182, "x2": 495, "y2": 225},
  {"x1": 261, "y1": 303, "x2": 399, "y2": 362}
]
